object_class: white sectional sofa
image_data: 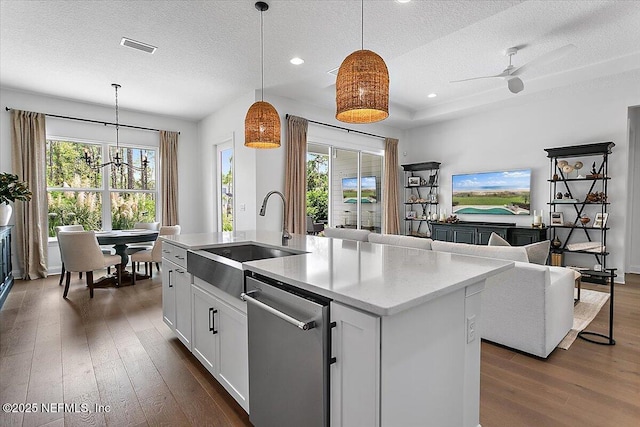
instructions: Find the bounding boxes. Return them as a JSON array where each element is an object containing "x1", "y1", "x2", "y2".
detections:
[{"x1": 365, "y1": 234, "x2": 574, "y2": 358}]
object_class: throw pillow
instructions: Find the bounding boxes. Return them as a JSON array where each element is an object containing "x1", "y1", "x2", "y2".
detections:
[
  {"x1": 524, "y1": 240, "x2": 551, "y2": 265},
  {"x1": 488, "y1": 232, "x2": 510, "y2": 247}
]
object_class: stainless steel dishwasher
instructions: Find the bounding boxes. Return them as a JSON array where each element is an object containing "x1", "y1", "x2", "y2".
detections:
[{"x1": 242, "y1": 275, "x2": 331, "y2": 427}]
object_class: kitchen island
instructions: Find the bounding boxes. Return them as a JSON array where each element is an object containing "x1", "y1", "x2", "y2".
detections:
[{"x1": 161, "y1": 231, "x2": 513, "y2": 427}]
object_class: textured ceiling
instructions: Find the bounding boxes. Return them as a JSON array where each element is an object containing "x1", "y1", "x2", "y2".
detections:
[{"x1": 1, "y1": 0, "x2": 639, "y2": 129}]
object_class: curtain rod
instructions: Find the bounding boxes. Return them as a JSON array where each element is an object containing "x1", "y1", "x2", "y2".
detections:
[
  {"x1": 286, "y1": 114, "x2": 385, "y2": 139},
  {"x1": 5, "y1": 107, "x2": 180, "y2": 135}
]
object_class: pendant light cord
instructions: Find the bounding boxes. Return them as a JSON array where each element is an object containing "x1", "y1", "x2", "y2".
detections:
[
  {"x1": 361, "y1": 0, "x2": 364, "y2": 50},
  {"x1": 261, "y1": 8, "x2": 264, "y2": 101},
  {"x1": 114, "y1": 84, "x2": 120, "y2": 150}
]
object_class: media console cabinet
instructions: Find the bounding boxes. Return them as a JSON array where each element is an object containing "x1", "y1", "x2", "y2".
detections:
[{"x1": 430, "y1": 221, "x2": 547, "y2": 246}]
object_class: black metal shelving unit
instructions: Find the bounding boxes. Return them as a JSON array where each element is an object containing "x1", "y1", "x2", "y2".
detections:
[
  {"x1": 401, "y1": 162, "x2": 440, "y2": 238},
  {"x1": 544, "y1": 142, "x2": 614, "y2": 284}
]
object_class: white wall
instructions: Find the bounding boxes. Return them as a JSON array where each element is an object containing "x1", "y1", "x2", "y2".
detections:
[
  {"x1": 0, "y1": 87, "x2": 201, "y2": 274},
  {"x1": 627, "y1": 107, "x2": 640, "y2": 273},
  {"x1": 402, "y1": 70, "x2": 640, "y2": 278},
  {"x1": 198, "y1": 91, "x2": 402, "y2": 235}
]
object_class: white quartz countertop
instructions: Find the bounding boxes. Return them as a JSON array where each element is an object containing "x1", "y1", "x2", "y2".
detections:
[{"x1": 163, "y1": 231, "x2": 513, "y2": 316}]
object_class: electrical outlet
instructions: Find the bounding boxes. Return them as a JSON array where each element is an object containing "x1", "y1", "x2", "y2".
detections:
[{"x1": 466, "y1": 315, "x2": 476, "y2": 343}]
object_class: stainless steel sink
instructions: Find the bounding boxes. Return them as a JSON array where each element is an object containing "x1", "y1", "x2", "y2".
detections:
[
  {"x1": 203, "y1": 243, "x2": 299, "y2": 263},
  {"x1": 187, "y1": 243, "x2": 303, "y2": 299}
]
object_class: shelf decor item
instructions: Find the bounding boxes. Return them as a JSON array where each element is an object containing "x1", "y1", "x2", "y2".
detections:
[
  {"x1": 0, "y1": 172, "x2": 32, "y2": 226},
  {"x1": 407, "y1": 176, "x2": 420, "y2": 187},
  {"x1": 550, "y1": 212, "x2": 564, "y2": 226},
  {"x1": 594, "y1": 212, "x2": 609, "y2": 228}
]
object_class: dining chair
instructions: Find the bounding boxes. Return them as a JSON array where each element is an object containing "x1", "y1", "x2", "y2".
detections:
[
  {"x1": 127, "y1": 221, "x2": 162, "y2": 255},
  {"x1": 58, "y1": 231, "x2": 122, "y2": 298},
  {"x1": 130, "y1": 225, "x2": 181, "y2": 285},
  {"x1": 55, "y1": 225, "x2": 83, "y2": 286}
]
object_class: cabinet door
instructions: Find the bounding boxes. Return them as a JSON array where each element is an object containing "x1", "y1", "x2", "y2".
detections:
[
  {"x1": 331, "y1": 302, "x2": 380, "y2": 427},
  {"x1": 191, "y1": 284, "x2": 218, "y2": 376},
  {"x1": 477, "y1": 227, "x2": 506, "y2": 245},
  {"x1": 509, "y1": 228, "x2": 546, "y2": 246},
  {"x1": 432, "y1": 225, "x2": 450, "y2": 242},
  {"x1": 161, "y1": 259, "x2": 178, "y2": 330},
  {"x1": 174, "y1": 267, "x2": 192, "y2": 349},
  {"x1": 215, "y1": 297, "x2": 249, "y2": 412},
  {"x1": 452, "y1": 227, "x2": 475, "y2": 244}
]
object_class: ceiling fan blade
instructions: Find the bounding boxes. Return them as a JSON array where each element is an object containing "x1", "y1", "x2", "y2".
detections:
[
  {"x1": 511, "y1": 44, "x2": 576, "y2": 76},
  {"x1": 508, "y1": 77, "x2": 524, "y2": 94},
  {"x1": 450, "y1": 71, "x2": 508, "y2": 83}
]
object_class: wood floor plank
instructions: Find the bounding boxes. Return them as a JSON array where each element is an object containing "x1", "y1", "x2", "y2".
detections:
[
  {"x1": 2, "y1": 272, "x2": 638, "y2": 427},
  {"x1": 93, "y1": 358, "x2": 147, "y2": 426}
]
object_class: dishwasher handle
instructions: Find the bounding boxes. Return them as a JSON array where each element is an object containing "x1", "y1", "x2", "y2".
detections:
[{"x1": 241, "y1": 290, "x2": 316, "y2": 331}]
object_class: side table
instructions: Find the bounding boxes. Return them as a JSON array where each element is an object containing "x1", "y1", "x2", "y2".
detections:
[{"x1": 578, "y1": 268, "x2": 616, "y2": 345}]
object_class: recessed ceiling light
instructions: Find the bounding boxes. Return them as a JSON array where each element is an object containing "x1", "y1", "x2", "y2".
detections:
[
  {"x1": 427, "y1": 93, "x2": 437, "y2": 98},
  {"x1": 120, "y1": 37, "x2": 157, "y2": 54},
  {"x1": 396, "y1": 0, "x2": 412, "y2": 3},
  {"x1": 290, "y1": 57, "x2": 304, "y2": 65}
]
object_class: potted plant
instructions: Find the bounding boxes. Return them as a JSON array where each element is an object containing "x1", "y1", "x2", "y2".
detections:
[{"x1": 0, "y1": 172, "x2": 32, "y2": 226}]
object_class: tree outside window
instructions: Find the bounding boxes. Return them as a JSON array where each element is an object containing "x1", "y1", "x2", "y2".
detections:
[
  {"x1": 46, "y1": 139, "x2": 157, "y2": 236},
  {"x1": 307, "y1": 153, "x2": 328, "y2": 222}
]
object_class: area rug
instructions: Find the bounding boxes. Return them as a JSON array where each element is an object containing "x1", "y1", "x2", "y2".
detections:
[{"x1": 557, "y1": 289, "x2": 610, "y2": 350}]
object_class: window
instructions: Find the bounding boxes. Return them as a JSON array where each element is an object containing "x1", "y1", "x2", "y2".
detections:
[
  {"x1": 216, "y1": 142, "x2": 234, "y2": 232},
  {"x1": 46, "y1": 139, "x2": 157, "y2": 236}
]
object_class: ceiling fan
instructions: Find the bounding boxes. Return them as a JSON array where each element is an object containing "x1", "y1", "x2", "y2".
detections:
[{"x1": 450, "y1": 44, "x2": 576, "y2": 94}]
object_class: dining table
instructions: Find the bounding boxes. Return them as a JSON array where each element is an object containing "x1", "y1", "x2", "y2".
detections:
[{"x1": 94, "y1": 229, "x2": 159, "y2": 287}]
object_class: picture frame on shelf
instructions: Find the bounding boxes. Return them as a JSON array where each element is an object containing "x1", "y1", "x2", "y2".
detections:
[
  {"x1": 594, "y1": 212, "x2": 609, "y2": 228},
  {"x1": 427, "y1": 174, "x2": 437, "y2": 185},
  {"x1": 406, "y1": 211, "x2": 416, "y2": 219},
  {"x1": 408, "y1": 176, "x2": 420, "y2": 187},
  {"x1": 550, "y1": 212, "x2": 564, "y2": 226}
]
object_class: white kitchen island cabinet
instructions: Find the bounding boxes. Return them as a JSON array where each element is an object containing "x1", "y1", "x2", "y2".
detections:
[
  {"x1": 191, "y1": 277, "x2": 249, "y2": 412},
  {"x1": 161, "y1": 231, "x2": 512, "y2": 426},
  {"x1": 161, "y1": 242, "x2": 192, "y2": 349}
]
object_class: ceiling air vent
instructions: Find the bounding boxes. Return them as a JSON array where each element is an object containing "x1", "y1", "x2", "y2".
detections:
[
  {"x1": 327, "y1": 66, "x2": 340, "y2": 76},
  {"x1": 120, "y1": 37, "x2": 157, "y2": 54}
]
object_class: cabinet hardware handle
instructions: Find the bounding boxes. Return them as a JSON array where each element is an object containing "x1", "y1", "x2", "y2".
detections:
[
  {"x1": 175, "y1": 268, "x2": 184, "y2": 274},
  {"x1": 209, "y1": 308, "x2": 218, "y2": 334},
  {"x1": 163, "y1": 249, "x2": 171, "y2": 253},
  {"x1": 168, "y1": 270, "x2": 173, "y2": 287},
  {"x1": 241, "y1": 291, "x2": 316, "y2": 331},
  {"x1": 175, "y1": 255, "x2": 185, "y2": 260}
]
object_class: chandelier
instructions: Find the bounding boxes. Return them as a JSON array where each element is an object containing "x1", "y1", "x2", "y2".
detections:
[{"x1": 81, "y1": 83, "x2": 148, "y2": 170}]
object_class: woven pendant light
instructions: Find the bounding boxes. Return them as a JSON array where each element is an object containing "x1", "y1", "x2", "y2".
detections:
[
  {"x1": 335, "y1": 0, "x2": 389, "y2": 124},
  {"x1": 245, "y1": 1, "x2": 280, "y2": 148}
]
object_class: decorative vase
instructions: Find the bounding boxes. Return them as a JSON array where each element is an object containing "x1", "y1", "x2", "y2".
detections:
[
  {"x1": 551, "y1": 236, "x2": 562, "y2": 248},
  {"x1": 0, "y1": 203, "x2": 12, "y2": 226}
]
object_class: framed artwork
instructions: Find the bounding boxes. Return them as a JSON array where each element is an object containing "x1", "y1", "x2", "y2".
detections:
[
  {"x1": 406, "y1": 211, "x2": 416, "y2": 219},
  {"x1": 550, "y1": 212, "x2": 564, "y2": 226},
  {"x1": 594, "y1": 212, "x2": 609, "y2": 228},
  {"x1": 408, "y1": 176, "x2": 420, "y2": 187}
]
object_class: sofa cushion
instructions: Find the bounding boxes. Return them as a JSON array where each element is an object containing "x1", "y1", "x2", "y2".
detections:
[
  {"x1": 488, "y1": 232, "x2": 510, "y2": 246},
  {"x1": 368, "y1": 233, "x2": 432, "y2": 250},
  {"x1": 431, "y1": 240, "x2": 530, "y2": 263},
  {"x1": 524, "y1": 240, "x2": 551, "y2": 265},
  {"x1": 323, "y1": 227, "x2": 371, "y2": 242}
]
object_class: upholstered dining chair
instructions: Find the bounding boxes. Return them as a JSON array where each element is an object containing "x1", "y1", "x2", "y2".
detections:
[
  {"x1": 55, "y1": 225, "x2": 84, "y2": 286},
  {"x1": 126, "y1": 221, "x2": 162, "y2": 255},
  {"x1": 58, "y1": 231, "x2": 122, "y2": 298},
  {"x1": 130, "y1": 225, "x2": 181, "y2": 285}
]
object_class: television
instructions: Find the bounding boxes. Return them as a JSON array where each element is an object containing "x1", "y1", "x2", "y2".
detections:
[
  {"x1": 452, "y1": 169, "x2": 531, "y2": 215},
  {"x1": 342, "y1": 176, "x2": 377, "y2": 203}
]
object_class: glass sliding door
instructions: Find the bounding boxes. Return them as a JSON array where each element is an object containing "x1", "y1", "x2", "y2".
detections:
[
  {"x1": 332, "y1": 149, "x2": 360, "y2": 228},
  {"x1": 306, "y1": 144, "x2": 330, "y2": 232},
  {"x1": 360, "y1": 152, "x2": 383, "y2": 231}
]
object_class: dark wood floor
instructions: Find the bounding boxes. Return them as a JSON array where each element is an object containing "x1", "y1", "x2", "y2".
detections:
[{"x1": 0, "y1": 272, "x2": 638, "y2": 427}]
